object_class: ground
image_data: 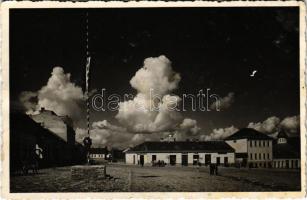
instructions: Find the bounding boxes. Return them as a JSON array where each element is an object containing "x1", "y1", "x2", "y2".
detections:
[{"x1": 10, "y1": 163, "x2": 301, "y2": 192}]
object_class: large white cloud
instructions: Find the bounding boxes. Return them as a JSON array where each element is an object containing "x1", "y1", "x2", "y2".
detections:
[
  {"x1": 76, "y1": 55, "x2": 201, "y2": 148},
  {"x1": 115, "y1": 55, "x2": 199, "y2": 134},
  {"x1": 129, "y1": 55, "x2": 181, "y2": 97},
  {"x1": 20, "y1": 67, "x2": 85, "y2": 125}
]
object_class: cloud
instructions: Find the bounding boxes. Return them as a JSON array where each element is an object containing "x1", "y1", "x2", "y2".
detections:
[
  {"x1": 171, "y1": 118, "x2": 201, "y2": 141},
  {"x1": 20, "y1": 67, "x2": 85, "y2": 125},
  {"x1": 247, "y1": 116, "x2": 280, "y2": 134},
  {"x1": 77, "y1": 55, "x2": 201, "y2": 148},
  {"x1": 280, "y1": 115, "x2": 299, "y2": 135},
  {"x1": 129, "y1": 55, "x2": 181, "y2": 97},
  {"x1": 19, "y1": 91, "x2": 39, "y2": 114},
  {"x1": 201, "y1": 126, "x2": 238, "y2": 141},
  {"x1": 247, "y1": 115, "x2": 299, "y2": 137},
  {"x1": 75, "y1": 120, "x2": 170, "y2": 149},
  {"x1": 210, "y1": 92, "x2": 235, "y2": 111},
  {"x1": 116, "y1": 55, "x2": 199, "y2": 134}
]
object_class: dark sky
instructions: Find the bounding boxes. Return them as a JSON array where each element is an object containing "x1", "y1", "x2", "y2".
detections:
[{"x1": 10, "y1": 7, "x2": 300, "y2": 133}]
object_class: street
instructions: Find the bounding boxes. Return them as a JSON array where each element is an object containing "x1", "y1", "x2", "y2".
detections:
[{"x1": 10, "y1": 163, "x2": 301, "y2": 192}]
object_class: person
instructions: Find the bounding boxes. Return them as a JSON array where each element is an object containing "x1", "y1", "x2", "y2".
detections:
[
  {"x1": 215, "y1": 164, "x2": 218, "y2": 175},
  {"x1": 209, "y1": 163, "x2": 213, "y2": 175}
]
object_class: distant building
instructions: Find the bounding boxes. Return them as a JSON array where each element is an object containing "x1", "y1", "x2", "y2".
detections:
[
  {"x1": 272, "y1": 131, "x2": 300, "y2": 169},
  {"x1": 89, "y1": 147, "x2": 108, "y2": 160},
  {"x1": 108, "y1": 148, "x2": 125, "y2": 162},
  {"x1": 225, "y1": 128, "x2": 273, "y2": 168},
  {"x1": 125, "y1": 141, "x2": 235, "y2": 166},
  {"x1": 10, "y1": 111, "x2": 86, "y2": 174},
  {"x1": 31, "y1": 107, "x2": 75, "y2": 145}
]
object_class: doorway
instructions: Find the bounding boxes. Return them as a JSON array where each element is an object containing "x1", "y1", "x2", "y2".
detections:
[
  {"x1": 216, "y1": 157, "x2": 220, "y2": 165},
  {"x1": 193, "y1": 154, "x2": 199, "y2": 165},
  {"x1": 205, "y1": 154, "x2": 211, "y2": 165},
  {"x1": 169, "y1": 155, "x2": 176, "y2": 165},
  {"x1": 224, "y1": 157, "x2": 228, "y2": 166},
  {"x1": 140, "y1": 155, "x2": 144, "y2": 166},
  {"x1": 181, "y1": 154, "x2": 188, "y2": 166}
]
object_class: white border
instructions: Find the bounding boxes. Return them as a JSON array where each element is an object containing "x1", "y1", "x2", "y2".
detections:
[{"x1": 1, "y1": 1, "x2": 306, "y2": 199}]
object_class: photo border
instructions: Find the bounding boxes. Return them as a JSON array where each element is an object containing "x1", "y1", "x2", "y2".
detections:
[{"x1": 1, "y1": 1, "x2": 306, "y2": 199}]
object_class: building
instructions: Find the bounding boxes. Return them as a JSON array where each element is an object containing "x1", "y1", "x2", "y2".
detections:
[
  {"x1": 107, "y1": 148, "x2": 125, "y2": 162},
  {"x1": 10, "y1": 111, "x2": 86, "y2": 174},
  {"x1": 225, "y1": 128, "x2": 273, "y2": 168},
  {"x1": 272, "y1": 130, "x2": 300, "y2": 169},
  {"x1": 89, "y1": 147, "x2": 108, "y2": 160},
  {"x1": 125, "y1": 141, "x2": 235, "y2": 166}
]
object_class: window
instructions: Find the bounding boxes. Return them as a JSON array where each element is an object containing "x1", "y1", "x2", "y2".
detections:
[
  {"x1": 259, "y1": 153, "x2": 261, "y2": 160},
  {"x1": 255, "y1": 140, "x2": 257, "y2": 147},
  {"x1": 267, "y1": 153, "x2": 270, "y2": 159},
  {"x1": 263, "y1": 153, "x2": 265, "y2": 160},
  {"x1": 259, "y1": 141, "x2": 261, "y2": 147},
  {"x1": 250, "y1": 153, "x2": 253, "y2": 160},
  {"x1": 250, "y1": 140, "x2": 253, "y2": 147},
  {"x1": 255, "y1": 153, "x2": 257, "y2": 160},
  {"x1": 263, "y1": 141, "x2": 265, "y2": 147}
]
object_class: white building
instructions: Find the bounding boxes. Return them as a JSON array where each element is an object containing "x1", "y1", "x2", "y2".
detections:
[
  {"x1": 125, "y1": 141, "x2": 235, "y2": 166},
  {"x1": 272, "y1": 131, "x2": 300, "y2": 169},
  {"x1": 225, "y1": 128, "x2": 273, "y2": 168},
  {"x1": 89, "y1": 148, "x2": 108, "y2": 160}
]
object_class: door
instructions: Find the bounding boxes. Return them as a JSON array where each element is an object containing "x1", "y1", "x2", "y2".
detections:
[
  {"x1": 193, "y1": 154, "x2": 199, "y2": 165},
  {"x1": 169, "y1": 155, "x2": 176, "y2": 165},
  {"x1": 181, "y1": 154, "x2": 188, "y2": 166},
  {"x1": 205, "y1": 154, "x2": 211, "y2": 165},
  {"x1": 224, "y1": 157, "x2": 228, "y2": 166},
  {"x1": 216, "y1": 157, "x2": 220, "y2": 165},
  {"x1": 152, "y1": 155, "x2": 156, "y2": 162},
  {"x1": 140, "y1": 155, "x2": 144, "y2": 166},
  {"x1": 133, "y1": 155, "x2": 135, "y2": 164}
]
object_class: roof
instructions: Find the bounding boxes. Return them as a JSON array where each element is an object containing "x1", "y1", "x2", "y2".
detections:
[
  {"x1": 126, "y1": 141, "x2": 235, "y2": 153},
  {"x1": 225, "y1": 128, "x2": 273, "y2": 140},
  {"x1": 89, "y1": 148, "x2": 108, "y2": 154},
  {"x1": 273, "y1": 143, "x2": 300, "y2": 159},
  {"x1": 277, "y1": 130, "x2": 288, "y2": 139},
  {"x1": 10, "y1": 112, "x2": 67, "y2": 144}
]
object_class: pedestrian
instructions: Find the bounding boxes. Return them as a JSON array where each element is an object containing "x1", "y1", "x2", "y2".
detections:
[
  {"x1": 215, "y1": 164, "x2": 218, "y2": 175},
  {"x1": 209, "y1": 163, "x2": 213, "y2": 175}
]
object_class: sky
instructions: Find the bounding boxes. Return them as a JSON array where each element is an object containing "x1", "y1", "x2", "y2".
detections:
[{"x1": 10, "y1": 7, "x2": 300, "y2": 148}]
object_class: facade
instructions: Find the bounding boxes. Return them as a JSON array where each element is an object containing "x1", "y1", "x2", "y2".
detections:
[
  {"x1": 10, "y1": 111, "x2": 86, "y2": 174},
  {"x1": 225, "y1": 128, "x2": 273, "y2": 168},
  {"x1": 272, "y1": 131, "x2": 300, "y2": 169},
  {"x1": 125, "y1": 141, "x2": 235, "y2": 166},
  {"x1": 89, "y1": 148, "x2": 108, "y2": 159}
]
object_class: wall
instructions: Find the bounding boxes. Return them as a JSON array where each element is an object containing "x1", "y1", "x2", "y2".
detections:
[
  {"x1": 125, "y1": 152, "x2": 235, "y2": 165},
  {"x1": 225, "y1": 139, "x2": 247, "y2": 153},
  {"x1": 273, "y1": 159, "x2": 300, "y2": 169},
  {"x1": 247, "y1": 140, "x2": 273, "y2": 163},
  {"x1": 90, "y1": 154, "x2": 105, "y2": 159}
]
